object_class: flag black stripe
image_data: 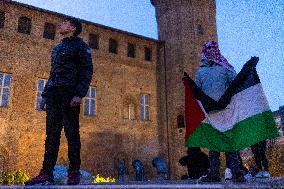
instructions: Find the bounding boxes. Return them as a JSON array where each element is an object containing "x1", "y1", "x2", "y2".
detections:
[
  {"x1": 185, "y1": 78, "x2": 218, "y2": 111},
  {"x1": 186, "y1": 63, "x2": 260, "y2": 112},
  {"x1": 218, "y1": 64, "x2": 260, "y2": 110}
]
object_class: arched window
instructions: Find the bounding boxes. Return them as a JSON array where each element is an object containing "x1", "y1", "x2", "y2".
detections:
[
  {"x1": 123, "y1": 102, "x2": 135, "y2": 120},
  {"x1": 123, "y1": 96, "x2": 137, "y2": 120},
  {"x1": 18, "y1": 16, "x2": 32, "y2": 35}
]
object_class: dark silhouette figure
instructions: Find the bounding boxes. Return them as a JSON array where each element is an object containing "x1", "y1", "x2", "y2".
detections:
[{"x1": 179, "y1": 147, "x2": 209, "y2": 179}]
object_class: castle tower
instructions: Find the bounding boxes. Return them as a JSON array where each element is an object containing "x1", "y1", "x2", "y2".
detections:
[{"x1": 151, "y1": 0, "x2": 218, "y2": 179}]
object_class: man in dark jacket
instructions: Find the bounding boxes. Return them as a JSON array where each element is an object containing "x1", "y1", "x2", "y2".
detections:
[
  {"x1": 179, "y1": 147, "x2": 209, "y2": 179},
  {"x1": 25, "y1": 17, "x2": 93, "y2": 185}
]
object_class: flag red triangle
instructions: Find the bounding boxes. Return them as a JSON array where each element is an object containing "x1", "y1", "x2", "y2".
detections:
[{"x1": 184, "y1": 79, "x2": 206, "y2": 139}]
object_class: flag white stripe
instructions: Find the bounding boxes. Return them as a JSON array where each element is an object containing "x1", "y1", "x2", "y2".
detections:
[{"x1": 202, "y1": 83, "x2": 270, "y2": 132}]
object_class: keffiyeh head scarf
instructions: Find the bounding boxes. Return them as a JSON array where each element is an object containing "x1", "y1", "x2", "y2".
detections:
[{"x1": 201, "y1": 41, "x2": 235, "y2": 71}]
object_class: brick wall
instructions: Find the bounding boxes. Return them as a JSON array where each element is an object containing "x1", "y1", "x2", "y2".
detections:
[{"x1": 0, "y1": 1, "x2": 162, "y2": 179}]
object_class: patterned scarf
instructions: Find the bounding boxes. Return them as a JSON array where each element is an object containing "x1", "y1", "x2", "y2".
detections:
[{"x1": 201, "y1": 41, "x2": 235, "y2": 71}]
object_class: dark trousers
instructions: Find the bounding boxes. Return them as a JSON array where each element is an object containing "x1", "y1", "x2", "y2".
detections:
[
  {"x1": 42, "y1": 87, "x2": 81, "y2": 174},
  {"x1": 208, "y1": 151, "x2": 240, "y2": 177},
  {"x1": 251, "y1": 140, "x2": 268, "y2": 171},
  {"x1": 226, "y1": 152, "x2": 248, "y2": 173}
]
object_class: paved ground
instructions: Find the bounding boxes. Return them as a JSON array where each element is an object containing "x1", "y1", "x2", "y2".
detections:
[{"x1": 0, "y1": 177, "x2": 284, "y2": 189}]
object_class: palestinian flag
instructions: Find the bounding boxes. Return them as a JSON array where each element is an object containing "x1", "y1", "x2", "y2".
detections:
[{"x1": 183, "y1": 62, "x2": 279, "y2": 152}]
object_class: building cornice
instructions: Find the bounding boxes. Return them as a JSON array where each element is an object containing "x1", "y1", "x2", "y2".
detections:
[{"x1": 2, "y1": 0, "x2": 160, "y2": 43}]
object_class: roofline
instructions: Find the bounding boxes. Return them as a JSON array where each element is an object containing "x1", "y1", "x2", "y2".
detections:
[{"x1": 6, "y1": 1, "x2": 160, "y2": 43}]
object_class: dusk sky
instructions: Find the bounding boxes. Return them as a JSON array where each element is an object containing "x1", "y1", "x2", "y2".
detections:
[{"x1": 15, "y1": 0, "x2": 284, "y2": 111}]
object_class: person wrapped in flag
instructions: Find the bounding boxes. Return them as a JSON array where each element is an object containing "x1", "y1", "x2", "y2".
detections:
[
  {"x1": 182, "y1": 41, "x2": 278, "y2": 182},
  {"x1": 183, "y1": 41, "x2": 244, "y2": 182}
]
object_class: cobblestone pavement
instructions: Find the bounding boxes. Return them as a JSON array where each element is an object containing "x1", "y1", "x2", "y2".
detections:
[{"x1": 0, "y1": 177, "x2": 284, "y2": 189}]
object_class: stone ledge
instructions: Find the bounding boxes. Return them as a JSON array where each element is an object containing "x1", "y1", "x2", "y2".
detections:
[{"x1": 0, "y1": 177, "x2": 284, "y2": 189}]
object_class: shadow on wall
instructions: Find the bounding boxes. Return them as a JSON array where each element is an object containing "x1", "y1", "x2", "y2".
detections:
[{"x1": 80, "y1": 131, "x2": 157, "y2": 180}]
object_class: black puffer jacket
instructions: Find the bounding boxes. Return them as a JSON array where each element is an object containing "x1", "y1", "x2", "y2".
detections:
[{"x1": 42, "y1": 36, "x2": 93, "y2": 98}]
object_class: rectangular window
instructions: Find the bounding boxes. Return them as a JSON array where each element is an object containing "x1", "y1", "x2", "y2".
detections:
[
  {"x1": 89, "y1": 34, "x2": 99, "y2": 49},
  {"x1": 0, "y1": 11, "x2": 5, "y2": 29},
  {"x1": 140, "y1": 94, "x2": 150, "y2": 121},
  {"x1": 84, "y1": 87, "x2": 96, "y2": 116},
  {"x1": 109, "y1": 38, "x2": 118, "y2": 54},
  {"x1": 197, "y1": 24, "x2": 204, "y2": 35},
  {"x1": 43, "y1": 23, "x2": 56, "y2": 40},
  {"x1": 36, "y1": 79, "x2": 47, "y2": 111},
  {"x1": 144, "y1": 47, "x2": 152, "y2": 61},
  {"x1": 18, "y1": 16, "x2": 32, "y2": 35},
  {"x1": 0, "y1": 73, "x2": 12, "y2": 108},
  {"x1": 177, "y1": 115, "x2": 185, "y2": 128},
  {"x1": 127, "y1": 43, "x2": 135, "y2": 58}
]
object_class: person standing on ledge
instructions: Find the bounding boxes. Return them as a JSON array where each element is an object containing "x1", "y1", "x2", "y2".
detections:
[
  {"x1": 194, "y1": 41, "x2": 245, "y2": 182},
  {"x1": 25, "y1": 17, "x2": 93, "y2": 185}
]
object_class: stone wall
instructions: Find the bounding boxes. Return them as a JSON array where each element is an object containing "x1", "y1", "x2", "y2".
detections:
[
  {"x1": 152, "y1": 0, "x2": 218, "y2": 179},
  {"x1": 0, "y1": 1, "x2": 162, "y2": 179}
]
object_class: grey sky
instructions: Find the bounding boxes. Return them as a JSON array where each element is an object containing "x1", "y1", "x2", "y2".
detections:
[{"x1": 15, "y1": 0, "x2": 284, "y2": 111}]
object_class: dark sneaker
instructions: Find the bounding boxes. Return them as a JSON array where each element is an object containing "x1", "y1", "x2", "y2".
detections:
[
  {"x1": 67, "y1": 171, "x2": 80, "y2": 185},
  {"x1": 25, "y1": 169, "x2": 54, "y2": 185},
  {"x1": 199, "y1": 174, "x2": 221, "y2": 182}
]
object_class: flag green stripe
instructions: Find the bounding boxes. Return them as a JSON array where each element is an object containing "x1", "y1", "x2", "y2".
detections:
[{"x1": 185, "y1": 111, "x2": 279, "y2": 152}]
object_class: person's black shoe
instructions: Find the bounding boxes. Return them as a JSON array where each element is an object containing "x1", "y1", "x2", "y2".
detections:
[
  {"x1": 199, "y1": 174, "x2": 221, "y2": 182},
  {"x1": 67, "y1": 170, "x2": 80, "y2": 185},
  {"x1": 232, "y1": 172, "x2": 246, "y2": 183},
  {"x1": 25, "y1": 169, "x2": 54, "y2": 185}
]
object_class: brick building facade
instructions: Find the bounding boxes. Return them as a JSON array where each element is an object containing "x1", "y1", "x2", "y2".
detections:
[
  {"x1": 151, "y1": 0, "x2": 218, "y2": 178},
  {"x1": 0, "y1": 0, "x2": 245, "y2": 180},
  {"x1": 0, "y1": 1, "x2": 162, "y2": 179}
]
